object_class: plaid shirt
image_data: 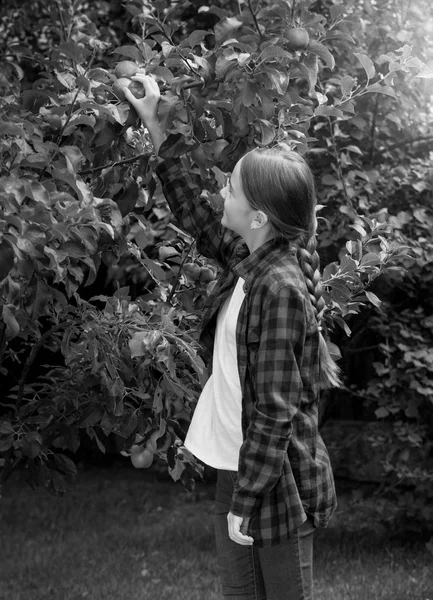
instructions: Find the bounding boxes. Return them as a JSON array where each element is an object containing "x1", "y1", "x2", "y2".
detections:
[{"x1": 156, "y1": 159, "x2": 337, "y2": 547}]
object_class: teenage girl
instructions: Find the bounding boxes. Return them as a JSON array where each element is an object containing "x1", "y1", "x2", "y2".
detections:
[{"x1": 124, "y1": 75, "x2": 338, "y2": 600}]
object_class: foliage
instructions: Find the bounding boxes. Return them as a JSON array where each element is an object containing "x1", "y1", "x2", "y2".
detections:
[{"x1": 0, "y1": 0, "x2": 432, "y2": 521}]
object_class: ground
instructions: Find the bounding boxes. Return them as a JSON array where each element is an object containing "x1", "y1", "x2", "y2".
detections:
[{"x1": 0, "y1": 464, "x2": 431, "y2": 600}]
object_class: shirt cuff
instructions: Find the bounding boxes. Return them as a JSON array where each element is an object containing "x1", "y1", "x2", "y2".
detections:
[
  {"x1": 230, "y1": 490, "x2": 261, "y2": 520},
  {"x1": 154, "y1": 157, "x2": 177, "y2": 179}
]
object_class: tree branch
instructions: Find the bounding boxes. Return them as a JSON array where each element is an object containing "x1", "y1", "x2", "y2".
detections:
[
  {"x1": 16, "y1": 322, "x2": 67, "y2": 415},
  {"x1": 327, "y1": 117, "x2": 354, "y2": 208},
  {"x1": 248, "y1": 0, "x2": 263, "y2": 40},
  {"x1": 0, "y1": 322, "x2": 7, "y2": 365},
  {"x1": 383, "y1": 135, "x2": 433, "y2": 153},
  {"x1": 368, "y1": 94, "x2": 380, "y2": 164},
  {"x1": 166, "y1": 240, "x2": 196, "y2": 304},
  {"x1": 78, "y1": 152, "x2": 151, "y2": 176},
  {"x1": 55, "y1": 0, "x2": 68, "y2": 42}
]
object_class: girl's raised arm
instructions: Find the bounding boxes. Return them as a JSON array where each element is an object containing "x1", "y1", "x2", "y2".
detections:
[{"x1": 123, "y1": 76, "x2": 242, "y2": 266}]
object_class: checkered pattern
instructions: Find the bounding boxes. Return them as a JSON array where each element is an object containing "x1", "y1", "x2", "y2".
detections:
[{"x1": 156, "y1": 159, "x2": 337, "y2": 547}]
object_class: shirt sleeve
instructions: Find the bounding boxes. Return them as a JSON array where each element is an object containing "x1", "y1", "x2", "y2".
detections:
[
  {"x1": 155, "y1": 159, "x2": 242, "y2": 267},
  {"x1": 230, "y1": 284, "x2": 307, "y2": 519}
]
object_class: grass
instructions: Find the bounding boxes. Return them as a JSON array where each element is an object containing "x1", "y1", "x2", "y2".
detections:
[{"x1": 0, "y1": 465, "x2": 432, "y2": 600}]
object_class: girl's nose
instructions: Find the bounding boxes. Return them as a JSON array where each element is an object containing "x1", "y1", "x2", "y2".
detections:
[{"x1": 220, "y1": 185, "x2": 228, "y2": 200}]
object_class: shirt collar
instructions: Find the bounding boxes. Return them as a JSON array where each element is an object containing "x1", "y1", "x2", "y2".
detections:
[{"x1": 233, "y1": 237, "x2": 296, "y2": 285}]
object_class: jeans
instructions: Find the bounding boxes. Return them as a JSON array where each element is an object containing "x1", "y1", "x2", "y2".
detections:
[{"x1": 214, "y1": 470, "x2": 315, "y2": 600}]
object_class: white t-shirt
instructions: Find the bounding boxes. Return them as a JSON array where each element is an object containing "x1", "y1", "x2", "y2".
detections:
[{"x1": 184, "y1": 277, "x2": 245, "y2": 470}]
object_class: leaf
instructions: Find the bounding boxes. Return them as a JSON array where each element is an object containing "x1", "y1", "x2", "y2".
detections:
[
  {"x1": 159, "y1": 133, "x2": 195, "y2": 159},
  {"x1": 60, "y1": 146, "x2": 85, "y2": 173},
  {"x1": 365, "y1": 291, "x2": 382, "y2": 308},
  {"x1": 153, "y1": 385, "x2": 164, "y2": 414},
  {"x1": 350, "y1": 224, "x2": 367, "y2": 237},
  {"x1": 88, "y1": 67, "x2": 114, "y2": 83},
  {"x1": 345, "y1": 145, "x2": 363, "y2": 155},
  {"x1": 263, "y1": 68, "x2": 290, "y2": 95},
  {"x1": 354, "y1": 53, "x2": 376, "y2": 79},
  {"x1": 333, "y1": 315, "x2": 352, "y2": 337},
  {"x1": 113, "y1": 45, "x2": 141, "y2": 62},
  {"x1": 340, "y1": 75, "x2": 356, "y2": 96},
  {"x1": 260, "y1": 45, "x2": 292, "y2": 62},
  {"x1": 322, "y1": 262, "x2": 338, "y2": 280},
  {"x1": 327, "y1": 279, "x2": 352, "y2": 302},
  {"x1": 375, "y1": 407, "x2": 389, "y2": 419},
  {"x1": 27, "y1": 181, "x2": 50, "y2": 205},
  {"x1": 21, "y1": 432, "x2": 43, "y2": 459},
  {"x1": 242, "y1": 80, "x2": 257, "y2": 107},
  {"x1": 364, "y1": 83, "x2": 396, "y2": 97},
  {"x1": 57, "y1": 40, "x2": 88, "y2": 64},
  {"x1": 0, "y1": 429, "x2": 14, "y2": 451},
  {"x1": 0, "y1": 421, "x2": 14, "y2": 436},
  {"x1": 214, "y1": 17, "x2": 243, "y2": 45},
  {"x1": 339, "y1": 256, "x2": 357, "y2": 274},
  {"x1": 327, "y1": 341, "x2": 342, "y2": 361},
  {"x1": 188, "y1": 30, "x2": 209, "y2": 48},
  {"x1": 92, "y1": 429, "x2": 106, "y2": 454},
  {"x1": 361, "y1": 253, "x2": 381, "y2": 267},
  {"x1": 169, "y1": 456, "x2": 186, "y2": 482},
  {"x1": 314, "y1": 105, "x2": 345, "y2": 119},
  {"x1": 90, "y1": 120, "x2": 114, "y2": 147},
  {"x1": 53, "y1": 453, "x2": 77, "y2": 477},
  {"x1": 2, "y1": 305, "x2": 19, "y2": 340},
  {"x1": 113, "y1": 181, "x2": 140, "y2": 217},
  {"x1": 415, "y1": 64, "x2": 433, "y2": 79},
  {"x1": 0, "y1": 121, "x2": 26, "y2": 137},
  {"x1": 56, "y1": 71, "x2": 75, "y2": 90},
  {"x1": 321, "y1": 173, "x2": 339, "y2": 185},
  {"x1": 255, "y1": 120, "x2": 275, "y2": 146},
  {"x1": 325, "y1": 30, "x2": 355, "y2": 44},
  {"x1": 294, "y1": 56, "x2": 318, "y2": 93},
  {"x1": 307, "y1": 40, "x2": 335, "y2": 70},
  {"x1": 50, "y1": 168, "x2": 92, "y2": 204},
  {"x1": 106, "y1": 103, "x2": 131, "y2": 125}
]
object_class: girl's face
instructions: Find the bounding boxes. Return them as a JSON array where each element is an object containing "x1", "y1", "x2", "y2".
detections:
[{"x1": 220, "y1": 159, "x2": 256, "y2": 236}]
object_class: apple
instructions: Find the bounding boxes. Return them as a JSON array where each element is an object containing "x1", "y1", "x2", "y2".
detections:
[
  {"x1": 131, "y1": 448, "x2": 154, "y2": 469},
  {"x1": 190, "y1": 145, "x2": 208, "y2": 168},
  {"x1": 183, "y1": 262, "x2": 202, "y2": 282},
  {"x1": 114, "y1": 60, "x2": 138, "y2": 79},
  {"x1": 112, "y1": 77, "x2": 132, "y2": 101},
  {"x1": 199, "y1": 266, "x2": 217, "y2": 283},
  {"x1": 286, "y1": 27, "x2": 310, "y2": 50},
  {"x1": 128, "y1": 80, "x2": 146, "y2": 99}
]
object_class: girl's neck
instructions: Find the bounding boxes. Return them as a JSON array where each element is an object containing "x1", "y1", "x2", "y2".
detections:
[{"x1": 243, "y1": 229, "x2": 276, "y2": 254}]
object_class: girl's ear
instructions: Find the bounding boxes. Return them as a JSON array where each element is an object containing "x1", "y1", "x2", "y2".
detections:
[{"x1": 250, "y1": 210, "x2": 269, "y2": 230}]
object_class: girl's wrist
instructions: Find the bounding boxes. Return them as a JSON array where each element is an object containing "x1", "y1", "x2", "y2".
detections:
[{"x1": 144, "y1": 123, "x2": 166, "y2": 155}]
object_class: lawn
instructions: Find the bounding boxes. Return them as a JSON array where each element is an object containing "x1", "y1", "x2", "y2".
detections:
[{"x1": 0, "y1": 465, "x2": 431, "y2": 600}]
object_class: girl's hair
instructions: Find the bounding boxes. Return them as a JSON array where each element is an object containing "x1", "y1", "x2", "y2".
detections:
[{"x1": 239, "y1": 144, "x2": 341, "y2": 388}]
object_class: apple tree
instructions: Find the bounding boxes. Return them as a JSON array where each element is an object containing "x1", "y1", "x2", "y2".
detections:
[{"x1": 0, "y1": 0, "x2": 431, "y2": 513}]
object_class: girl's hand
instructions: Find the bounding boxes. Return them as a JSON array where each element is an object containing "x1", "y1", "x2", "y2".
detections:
[
  {"x1": 227, "y1": 512, "x2": 254, "y2": 546},
  {"x1": 123, "y1": 74, "x2": 166, "y2": 154},
  {"x1": 123, "y1": 74, "x2": 161, "y2": 126}
]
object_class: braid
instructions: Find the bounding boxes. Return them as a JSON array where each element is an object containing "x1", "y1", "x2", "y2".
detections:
[
  {"x1": 298, "y1": 233, "x2": 341, "y2": 389},
  {"x1": 297, "y1": 234, "x2": 325, "y2": 323}
]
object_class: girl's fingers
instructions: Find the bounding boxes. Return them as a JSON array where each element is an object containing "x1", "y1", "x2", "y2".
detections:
[
  {"x1": 122, "y1": 87, "x2": 136, "y2": 106},
  {"x1": 227, "y1": 513, "x2": 254, "y2": 546},
  {"x1": 130, "y1": 75, "x2": 160, "y2": 98}
]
